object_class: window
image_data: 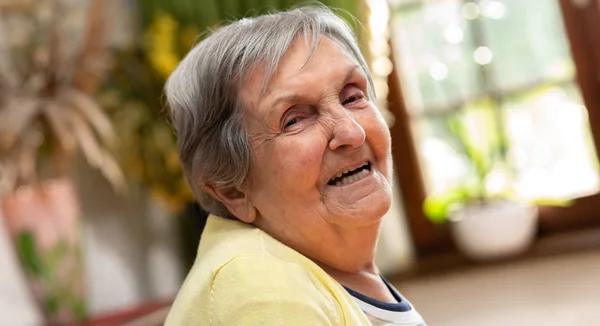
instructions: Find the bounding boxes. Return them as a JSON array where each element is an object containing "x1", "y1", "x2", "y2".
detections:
[{"x1": 388, "y1": 0, "x2": 600, "y2": 252}]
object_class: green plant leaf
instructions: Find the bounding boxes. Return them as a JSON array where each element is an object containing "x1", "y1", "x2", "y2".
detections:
[
  {"x1": 423, "y1": 196, "x2": 451, "y2": 224},
  {"x1": 531, "y1": 198, "x2": 573, "y2": 207},
  {"x1": 16, "y1": 231, "x2": 44, "y2": 277},
  {"x1": 446, "y1": 113, "x2": 491, "y2": 199},
  {"x1": 423, "y1": 187, "x2": 472, "y2": 223},
  {"x1": 46, "y1": 241, "x2": 70, "y2": 274},
  {"x1": 45, "y1": 295, "x2": 60, "y2": 314},
  {"x1": 72, "y1": 300, "x2": 87, "y2": 320}
]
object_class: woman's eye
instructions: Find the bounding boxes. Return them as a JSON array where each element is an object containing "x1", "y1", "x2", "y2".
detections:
[
  {"x1": 342, "y1": 92, "x2": 364, "y2": 106},
  {"x1": 342, "y1": 96, "x2": 358, "y2": 105},
  {"x1": 285, "y1": 117, "x2": 300, "y2": 128}
]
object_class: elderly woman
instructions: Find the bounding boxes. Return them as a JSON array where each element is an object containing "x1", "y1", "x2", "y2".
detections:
[{"x1": 164, "y1": 6, "x2": 425, "y2": 326}]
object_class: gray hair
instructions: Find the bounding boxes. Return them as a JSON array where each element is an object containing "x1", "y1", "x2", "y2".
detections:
[{"x1": 165, "y1": 6, "x2": 375, "y2": 218}]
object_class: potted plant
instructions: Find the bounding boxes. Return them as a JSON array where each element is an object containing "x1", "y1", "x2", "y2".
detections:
[
  {"x1": 423, "y1": 110, "x2": 565, "y2": 261},
  {"x1": 0, "y1": 0, "x2": 123, "y2": 324}
]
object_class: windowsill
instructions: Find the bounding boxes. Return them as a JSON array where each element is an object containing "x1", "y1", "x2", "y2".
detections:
[{"x1": 388, "y1": 226, "x2": 600, "y2": 283}]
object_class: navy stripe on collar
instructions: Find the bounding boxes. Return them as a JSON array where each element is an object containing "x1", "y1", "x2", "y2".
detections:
[{"x1": 343, "y1": 276, "x2": 412, "y2": 312}]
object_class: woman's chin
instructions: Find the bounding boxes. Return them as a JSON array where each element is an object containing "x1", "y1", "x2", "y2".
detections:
[
  {"x1": 325, "y1": 167, "x2": 391, "y2": 204},
  {"x1": 325, "y1": 182, "x2": 393, "y2": 228}
]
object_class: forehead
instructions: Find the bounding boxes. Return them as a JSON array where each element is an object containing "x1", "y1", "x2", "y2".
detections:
[
  {"x1": 269, "y1": 35, "x2": 354, "y2": 84},
  {"x1": 240, "y1": 35, "x2": 359, "y2": 112}
]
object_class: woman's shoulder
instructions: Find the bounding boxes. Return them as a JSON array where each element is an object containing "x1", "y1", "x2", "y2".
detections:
[
  {"x1": 205, "y1": 253, "x2": 343, "y2": 325},
  {"x1": 213, "y1": 253, "x2": 325, "y2": 293},
  {"x1": 165, "y1": 216, "x2": 345, "y2": 325},
  {"x1": 198, "y1": 215, "x2": 323, "y2": 271},
  {"x1": 196, "y1": 215, "x2": 266, "y2": 258},
  {"x1": 198, "y1": 215, "x2": 337, "y2": 293},
  {"x1": 168, "y1": 253, "x2": 343, "y2": 325}
]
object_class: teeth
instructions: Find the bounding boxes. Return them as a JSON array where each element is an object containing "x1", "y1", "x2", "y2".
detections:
[
  {"x1": 329, "y1": 162, "x2": 370, "y2": 183},
  {"x1": 333, "y1": 168, "x2": 369, "y2": 186}
]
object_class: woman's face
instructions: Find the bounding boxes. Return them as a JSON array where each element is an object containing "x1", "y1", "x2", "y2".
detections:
[{"x1": 239, "y1": 35, "x2": 393, "y2": 267}]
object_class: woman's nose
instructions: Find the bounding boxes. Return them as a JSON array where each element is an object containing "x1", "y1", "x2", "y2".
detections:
[{"x1": 328, "y1": 110, "x2": 366, "y2": 151}]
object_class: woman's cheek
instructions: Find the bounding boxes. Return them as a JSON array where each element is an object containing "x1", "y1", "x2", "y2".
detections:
[
  {"x1": 297, "y1": 139, "x2": 325, "y2": 169},
  {"x1": 276, "y1": 135, "x2": 326, "y2": 183},
  {"x1": 364, "y1": 112, "x2": 391, "y2": 156}
]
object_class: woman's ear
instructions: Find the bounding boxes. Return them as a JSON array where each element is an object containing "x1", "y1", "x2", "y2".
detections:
[{"x1": 202, "y1": 184, "x2": 256, "y2": 223}]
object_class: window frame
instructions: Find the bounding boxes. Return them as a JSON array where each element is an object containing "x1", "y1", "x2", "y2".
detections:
[{"x1": 388, "y1": 0, "x2": 600, "y2": 255}]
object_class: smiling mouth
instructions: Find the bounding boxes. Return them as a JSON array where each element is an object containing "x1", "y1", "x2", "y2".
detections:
[{"x1": 327, "y1": 162, "x2": 372, "y2": 186}]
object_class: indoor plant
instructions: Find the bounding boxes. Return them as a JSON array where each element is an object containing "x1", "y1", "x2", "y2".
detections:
[
  {"x1": 423, "y1": 110, "x2": 554, "y2": 261},
  {"x1": 0, "y1": 0, "x2": 123, "y2": 324}
]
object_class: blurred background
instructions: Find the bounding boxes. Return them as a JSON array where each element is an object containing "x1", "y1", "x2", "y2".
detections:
[{"x1": 0, "y1": 0, "x2": 599, "y2": 325}]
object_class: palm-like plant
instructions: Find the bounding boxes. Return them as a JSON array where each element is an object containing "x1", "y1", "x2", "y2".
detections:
[
  {"x1": 0, "y1": 0, "x2": 123, "y2": 194},
  {"x1": 0, "y1": 1, "x2": 123, "y2": 323},
  {"x1": 423, "y1": 106, "x2": 571, "y2": 224},
  {"x1": 423, "y1": 110, "x2": 501, "y2": 223}
]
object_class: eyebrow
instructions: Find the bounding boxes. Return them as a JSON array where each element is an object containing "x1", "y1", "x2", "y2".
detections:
[{"x1": 264, "y1": 64, "x2": 362, "y2": 116}]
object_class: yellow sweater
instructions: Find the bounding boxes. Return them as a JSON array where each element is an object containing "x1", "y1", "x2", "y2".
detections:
[{"x1": 164, "y1": 214, "x2": 372, "y2": 325}]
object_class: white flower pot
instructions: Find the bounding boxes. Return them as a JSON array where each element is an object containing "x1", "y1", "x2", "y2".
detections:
[{"x1": 449, "y1": 200, "x2": 538, "y2": 261}]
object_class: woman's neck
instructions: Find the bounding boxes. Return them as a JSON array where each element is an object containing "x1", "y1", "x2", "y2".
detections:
[
  {"x1": 313, "y1": 223, "x2": 396, "y2": 303},
  {"x1": 320, "y1": 264, "x2": 397, "y2": 303}
]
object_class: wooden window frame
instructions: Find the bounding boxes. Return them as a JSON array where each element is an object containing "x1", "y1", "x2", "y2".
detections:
[{"x1": 388, "y1": 0, "x2": 600, "y2": 256}]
